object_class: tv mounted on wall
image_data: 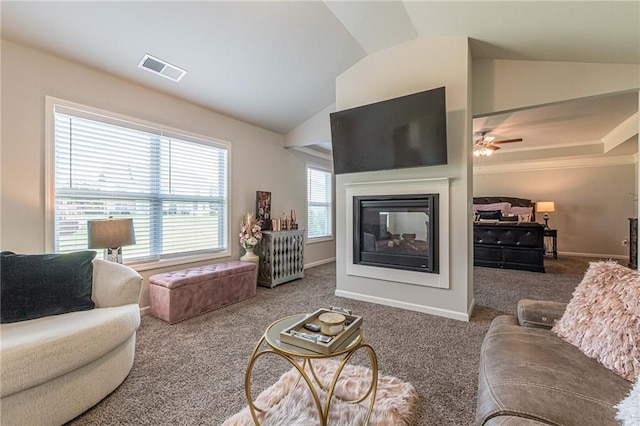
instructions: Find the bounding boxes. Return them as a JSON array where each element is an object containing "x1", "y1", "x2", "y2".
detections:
[{"x1": 330, "y1": 86, "x2": 447, "y2": 175}]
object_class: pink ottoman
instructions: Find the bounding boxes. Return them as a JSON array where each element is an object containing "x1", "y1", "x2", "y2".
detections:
[{"x1": 149, "y1": 261, "x2": 256, "y2": 323}]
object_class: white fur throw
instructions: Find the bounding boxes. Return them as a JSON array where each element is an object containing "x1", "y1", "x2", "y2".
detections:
[
  {"x1": 617, "y1": 378, "x2": 640, "y2": 425},
  {"x1": 223, "y1": 359, "x2": 418, "y2": 425},
  {"x1": 552, "y1": 261, "x2": 640, "y2": 382}
]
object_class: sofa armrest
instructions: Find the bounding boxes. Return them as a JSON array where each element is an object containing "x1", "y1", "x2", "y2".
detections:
[
  {"x1": 517, "y1": 299, "x2": 567, "y2": 329},
  {"x1": 92, "y1": 259, "x2": 142, "y2": 308}
]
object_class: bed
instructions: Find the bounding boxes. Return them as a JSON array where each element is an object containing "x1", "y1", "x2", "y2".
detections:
[{"x1": 473, "y1": 196, "x2": 546, "y2": 273}]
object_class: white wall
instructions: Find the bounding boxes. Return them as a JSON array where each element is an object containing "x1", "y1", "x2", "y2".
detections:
[
  {"x1": 285, "y1": 106, "x2": 336, "y2": 267},
  {"x1": 0, "y1": 40, "x2": 334, "y2": 308},
  {"x1": 473, "y1": 59, "x2": 640, "y2": 115},
  {"x1": 334, "y1": 37, "x2": 473, "y2": 321},
  {"x1": 284, "y1": 103, "x2": 334, "y2": 148}
]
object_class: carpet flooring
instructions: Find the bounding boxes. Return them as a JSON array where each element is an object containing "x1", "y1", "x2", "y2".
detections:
[
  {"x1": 67, "y1": 255, "x2": 604, "y2": 425},
  {"x1": 223, "y1": 359, "x2": 418, "y2": 425}
]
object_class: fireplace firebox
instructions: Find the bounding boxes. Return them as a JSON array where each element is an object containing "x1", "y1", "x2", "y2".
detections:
[{"x1": 353, "y1": 194, "x2": 438, "y2": 273}]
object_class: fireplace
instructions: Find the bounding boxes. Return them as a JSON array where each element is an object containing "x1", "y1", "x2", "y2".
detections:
[{"x1": 353, "y1": 194, "x2": 438, "y2": 273}]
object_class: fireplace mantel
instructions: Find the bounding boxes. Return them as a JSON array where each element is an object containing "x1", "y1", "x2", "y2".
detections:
[{"x1": 344, "y1": 177, "x2": 450, "y2": 289}]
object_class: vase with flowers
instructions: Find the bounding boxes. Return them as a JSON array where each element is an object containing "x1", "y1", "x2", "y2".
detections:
[{"x1": 239, "y1": 212, "x2": 263, "y2": 266}]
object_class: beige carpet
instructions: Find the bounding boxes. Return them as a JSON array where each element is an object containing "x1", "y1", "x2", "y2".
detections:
[
  {"x1": 223, "y1": 359, "x2": 418, "y2": 426},
  {"x1": 544, "y1": 255, "x2": 615, "y2": 275},
  {"x1": 68, "y1": 259, "x2": 589, "y2": 425}
]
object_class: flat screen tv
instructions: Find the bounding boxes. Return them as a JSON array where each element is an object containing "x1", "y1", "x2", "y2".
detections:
[{"x1": 330, "y1": 86, "x2": 447, "y2": 175}]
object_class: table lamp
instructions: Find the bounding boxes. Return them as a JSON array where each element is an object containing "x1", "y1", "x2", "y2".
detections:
[
  {"x1": 536, "y1": 201, "x2": 555, "y2": 229},
  {"x1": 87, "y1": 217, "x2": 136, "y2": 263}
]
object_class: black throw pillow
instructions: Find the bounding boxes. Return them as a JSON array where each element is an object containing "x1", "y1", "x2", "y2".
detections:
[
  {"x1": 476, "y1": 210, "x2": 502, "y2": 220},
  {"x1": 1, "y1": 251, "x2": 96, "y2": 323}
]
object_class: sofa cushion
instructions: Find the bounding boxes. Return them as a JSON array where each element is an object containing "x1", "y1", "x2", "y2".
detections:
[
  {"x1": 0, "y1": 305, "x2": 140, "y2": 397},
  {"x1": 1, "y1": 251, "x2": 96, "y2": 323},
  {"x1": 552, "y1": 261, "x2": 640, "y2": 381},
  {"x1": 477, "y1": 315, "x2": 631, "y2": 426}
]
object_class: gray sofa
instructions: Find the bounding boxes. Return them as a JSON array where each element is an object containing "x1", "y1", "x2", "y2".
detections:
[
  {"x1": 476, "y1": 299, "x2": 633, "y2": 426},
  {"x1": 0, "y1": 259, "x2": 143, "y2": 426}
]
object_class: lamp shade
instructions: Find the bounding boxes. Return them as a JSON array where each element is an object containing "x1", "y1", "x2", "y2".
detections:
[
  {"x1": 536, "y1": 201, "x2": 555, "y2": 213},
  {"x1": 87, "y1": 218, "x2": 136, "y2": 249}
]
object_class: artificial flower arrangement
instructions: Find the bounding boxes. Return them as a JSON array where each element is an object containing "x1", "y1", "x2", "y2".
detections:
[{"x1": 239, "y1": 212, "x2": 263, "y2": 249}]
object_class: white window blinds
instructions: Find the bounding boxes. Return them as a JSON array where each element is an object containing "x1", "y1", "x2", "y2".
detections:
[
  {"x1": 52, "y1": 104, "x2": 228, "y2": 262},
  {"x1": 307, "y1": 166, "x2": 332, "y2": 239}
]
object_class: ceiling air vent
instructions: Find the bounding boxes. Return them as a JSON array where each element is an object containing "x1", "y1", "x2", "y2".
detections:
[{"x1": 138, "y1": 54, "x2": 187, "y2": 82}]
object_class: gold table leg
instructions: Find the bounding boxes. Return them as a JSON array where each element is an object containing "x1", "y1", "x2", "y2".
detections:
[
  {"x1": 245, "y1": 346, "x2": 324, "y2": 425},
  {"x1": 245, "y1": 338, "x2": 378, "y2": 426},
  {"x1": 322, "y1": 343, "x2": 378, "y2": 424}
]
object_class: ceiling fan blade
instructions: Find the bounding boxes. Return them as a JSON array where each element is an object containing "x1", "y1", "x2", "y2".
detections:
[
  {"x1": 486, "y1": 145, "x2": 500, "y2": 151},
  {"x1": 492, "y1": 138, "x2": 523, "y2": 144}
]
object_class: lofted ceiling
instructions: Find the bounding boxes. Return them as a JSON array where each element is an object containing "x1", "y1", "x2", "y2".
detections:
[{"x1": 1, "y1": 1, "x2": 639, "y2": 160}]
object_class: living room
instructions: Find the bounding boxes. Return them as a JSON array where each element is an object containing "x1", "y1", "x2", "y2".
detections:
[{"x1": 1, "y1": 2, "x2": 639, "y2": 425}]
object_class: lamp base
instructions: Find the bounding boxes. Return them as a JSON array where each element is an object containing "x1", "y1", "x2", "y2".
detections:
[
  {"x1": 104, "y1": 247, "x2": 123, "y2": 263},
  {"x1": 543, "y1": 214, "x2": 550, "y2": 230}
]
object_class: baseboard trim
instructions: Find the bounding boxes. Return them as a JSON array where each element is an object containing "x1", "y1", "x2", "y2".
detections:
[
  {"x1": 140, "y1": 306, "x2": 150, "y2": 316},
  {"x1": 304, "y1": 257, "x2": 336, "y2": 269},
  {"x1": 334, "y1": 289, "x2": 470, "y2": 322},
  {"x1": 467, "y1": 298, "x2": 476, "y2": 319},
  {"x1": 557, "y1": 251, "x2": 628, "y2": 260}
]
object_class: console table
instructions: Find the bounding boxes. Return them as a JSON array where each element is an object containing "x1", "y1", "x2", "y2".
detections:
[
  {"x1": 255, "y1": 230, "x2": 304, "y2": 288},
  {"x1": 474, "y1": 222, "x2": 545, "y2": 273}
]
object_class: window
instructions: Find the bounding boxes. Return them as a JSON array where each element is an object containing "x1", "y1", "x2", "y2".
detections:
[
  {"x1": 48, "y1": 99, "x2": 229, "y2": 263},
  {"x1": 307, "y1": 166, "x2": 332, "y2": 239}
]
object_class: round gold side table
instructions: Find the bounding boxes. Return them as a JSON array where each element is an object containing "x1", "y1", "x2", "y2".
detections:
[{"x1": 244, "y1": 314, "x2": 378, "y2": 426}]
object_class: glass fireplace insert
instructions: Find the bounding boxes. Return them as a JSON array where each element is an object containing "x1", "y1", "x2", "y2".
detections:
[{"x1": 353, "y1": 194, "x2": 439, "y2": 273}]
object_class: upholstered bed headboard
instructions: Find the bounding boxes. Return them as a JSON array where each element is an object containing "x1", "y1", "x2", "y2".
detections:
[
  {"x1": 473, "y1": 196, "x2": 533, "y2": 208},
  {"x1": 473, "y1": 196, "x2": 536, "y2": 221}
]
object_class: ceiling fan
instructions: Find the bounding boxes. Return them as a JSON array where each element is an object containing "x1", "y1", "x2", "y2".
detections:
[{"x1": 473, "y1": 130, "x2": 523, "y2": 157}]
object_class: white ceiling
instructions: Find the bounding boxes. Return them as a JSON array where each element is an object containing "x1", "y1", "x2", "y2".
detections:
[{"x1": 2, "y1": 1, "x2": 639, "y2": 150}]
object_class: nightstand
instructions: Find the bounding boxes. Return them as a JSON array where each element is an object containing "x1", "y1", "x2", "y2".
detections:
[{"x1": 543, "y1": 229, "x2": 558, "y2": 259}]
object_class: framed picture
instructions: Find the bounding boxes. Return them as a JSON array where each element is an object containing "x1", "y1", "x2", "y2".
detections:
[{"x1": 256, "y1": 191, "x2": 272, "y2": 230}]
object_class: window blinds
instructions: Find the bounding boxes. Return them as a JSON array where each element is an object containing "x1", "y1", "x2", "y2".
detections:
[
  {"x1": 307, "y1": 166, "x2": 332, "y2": 239},
  {"x1": 53, "y1": 107, "x2": 228, "y2": 262}
]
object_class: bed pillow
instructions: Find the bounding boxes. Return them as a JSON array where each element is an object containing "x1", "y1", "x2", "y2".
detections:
[
  {"x1": 0, "y1": 251, "x2": 96, "y2": 323},
  {"x1": 473, "y1": 202, "x2": 511, "y2": 216},
  {"x1": 476, "y1": 210, "x2": 502, "y2": 220},
  {"x1": 517, "y1": 214, "x2": 532, "y2": 222},
  {"x1": 509, "y1": 206, "x2": 533, "y2": 216},
  {"x1": 552, "y1": 261, "x2": 640, "y2": 381}
]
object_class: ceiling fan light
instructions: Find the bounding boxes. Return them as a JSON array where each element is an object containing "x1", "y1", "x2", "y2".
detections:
[{"x1": 473, "y1": 145, "x2": 494, "y2": 157}]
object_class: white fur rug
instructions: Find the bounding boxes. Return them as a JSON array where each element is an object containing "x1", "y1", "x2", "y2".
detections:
[
  {"x1": 616, "y1": 378, "x2": 640, "y2": 426},
  {"x1": 223, "y1": 359, "x2": 418, "y2": 426}
]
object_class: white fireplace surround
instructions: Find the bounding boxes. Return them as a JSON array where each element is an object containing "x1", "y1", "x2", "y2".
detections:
[{"x1": 344, "y1": 177, "x2": 450, "y2": 289}]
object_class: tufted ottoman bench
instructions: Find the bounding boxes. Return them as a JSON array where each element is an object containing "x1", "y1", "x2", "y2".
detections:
[{"x1": 149, "y1": 261, "x2": 256, "y2": 323}]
